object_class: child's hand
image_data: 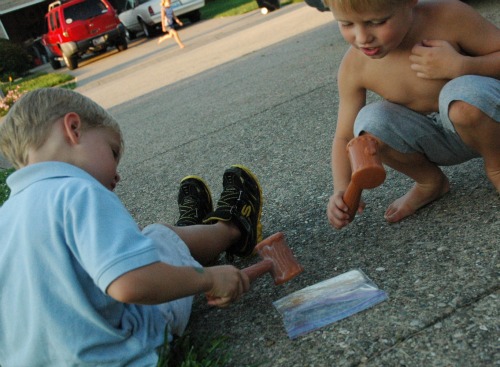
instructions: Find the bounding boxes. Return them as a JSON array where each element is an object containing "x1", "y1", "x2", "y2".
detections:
[
  {"x1": 205, "y1": 266, "x2": 250, "y2": 308},
  {"x1": 410, "y1": 40, "x2": 464, "y2": 80},
  {"x1": 327, "y1": 192, "x2": 365, "y2": 229}
]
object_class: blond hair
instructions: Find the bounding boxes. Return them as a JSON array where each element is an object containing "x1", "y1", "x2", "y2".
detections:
[
  {"x1": 325, "y1": 0, "x2": 411, "y2": 12},
  {"x1": 0, "y1": 88, "x2": 123, "y2": 169}
]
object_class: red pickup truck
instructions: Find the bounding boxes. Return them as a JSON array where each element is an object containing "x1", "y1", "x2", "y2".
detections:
[{"x1": 42, "y1": 0, "x2": 127, "y2": 70}]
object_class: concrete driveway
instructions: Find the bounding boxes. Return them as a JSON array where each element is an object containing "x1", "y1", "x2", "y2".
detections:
[
  {"x1": 4, "y1": 1, "x2": 499, "y2": 365},
  {"x1": 107, "y1": 2, "x2": 498, "y2": 366}
]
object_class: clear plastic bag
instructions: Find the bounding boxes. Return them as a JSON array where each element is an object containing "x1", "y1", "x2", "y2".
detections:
[{"x1": 273, "y1": 269, "x2": 388, "y2": 339}]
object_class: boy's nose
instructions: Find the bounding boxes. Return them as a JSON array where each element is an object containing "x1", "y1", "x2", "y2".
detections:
[{"x1": 355, "y1": 27, "x2": 373, "y2": 45}]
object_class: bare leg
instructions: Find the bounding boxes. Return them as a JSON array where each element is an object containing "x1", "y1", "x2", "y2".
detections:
[
  {"x1": 158, "y1": 30, "x2": 184, "y2": 48},
  {"x1": 164, "y1": 221, "x2": 240, "y2": 265},
  {"x1": 449, "y1": 101, "x2": 500, "y2": 192},
  {"x1": 157, "y1": 32, "x2": 173, "y2": 45},
  {"x1": 170, "y1": 29, "x2": 185, "y2": 49},
  {"x1": 370, "y1": 135, "x2": 450, "y2": 223}
]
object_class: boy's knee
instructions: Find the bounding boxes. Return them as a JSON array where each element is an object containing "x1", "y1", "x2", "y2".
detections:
[
  {"x1": 448, "y1": 101, "x2": 484, "y2": 130},
  {"x1": 354, "y1": 102, "x2": 392, "y2": 135},
  {"x1": 362, "y1": 133, "x2": 392, "y2": 157},
  {"x1": 360, "y1": 132, "x2": 384, "y2": 146}
]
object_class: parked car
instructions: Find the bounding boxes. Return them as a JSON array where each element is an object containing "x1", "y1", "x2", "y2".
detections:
[
  {"x1": 118, "y1": 0, "x2": 204, "y2": 39},
  {"x1": 42, "y1": 0, "x2": 128, "y2": 70}
]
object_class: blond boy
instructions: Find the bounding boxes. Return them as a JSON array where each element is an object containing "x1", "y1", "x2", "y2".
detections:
[
  {"x1": 325, "y1": 0, "x2": 500, "y2": 229},
  {"x1": 0, "y1": 88, "x2": 263, "y2": 365}
]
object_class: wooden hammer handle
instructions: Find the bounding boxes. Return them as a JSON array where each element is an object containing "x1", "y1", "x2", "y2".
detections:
[{"x1": 242, "y1": 259, "x2": 273, "y2": 282}]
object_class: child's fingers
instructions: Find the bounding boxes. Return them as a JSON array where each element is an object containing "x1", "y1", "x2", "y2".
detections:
[
  {"x1": 357, "y1": 199, "x2": 366, "y2": 214},
  {"x1": 327, "y1": 194, "x2": 350, "y2": 229},
  {"x1": 204, "y1": 266, "x2": 249, "y2": 307},
  {"x1": 205, "y1": 295, "x2": 232, "y2": 308}
]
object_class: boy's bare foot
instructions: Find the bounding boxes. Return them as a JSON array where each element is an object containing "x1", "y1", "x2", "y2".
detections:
[
  {"x1": 384, "y1": 175, "x2": 450, "y2": 223},
  {"x1": 485, "y1": 166, "x2": 500, "y2": 192}
]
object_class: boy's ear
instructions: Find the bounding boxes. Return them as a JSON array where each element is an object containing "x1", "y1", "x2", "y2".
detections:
[{"x1": 62, "y1": 112, "x2": 82, "y2": 145}]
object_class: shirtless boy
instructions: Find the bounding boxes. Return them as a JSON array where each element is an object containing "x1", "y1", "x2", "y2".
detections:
[{"x1": 325, "y1": 0, "x2": 500, "y2": 229}]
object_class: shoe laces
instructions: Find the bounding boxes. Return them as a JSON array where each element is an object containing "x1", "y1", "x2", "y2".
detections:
[
  {"x1": 178, "y1": 196, "x2": 200, "y2": 221},
  {"x1": 229, "y1": 191, "x2": 243, "y2": 215},
  {"x1": 220, "y1": 175, "x2": 244, "y2": 214}
]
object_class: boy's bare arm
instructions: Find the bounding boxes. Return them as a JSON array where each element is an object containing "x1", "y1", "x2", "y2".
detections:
[
  {"x1": 410, "y1": 0, "x2": 500, "y2": 79},
  {"x1": 331, "y1": 53, "x2": 367, "y2": 194},
  {"x1": 328, "y1": 52, "x2": 367, "y2": 229},
  {"x1": 107, "y1": 262, "x2": 250, "y2": 307}
]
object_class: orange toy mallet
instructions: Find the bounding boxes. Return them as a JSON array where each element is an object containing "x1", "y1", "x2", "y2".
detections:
[
  {"x1": 343, "y1": 135, "x2": 386, "y2": 221},
  {"x1": 243, "y1": 232, "x2": 303, "y2": 285}
]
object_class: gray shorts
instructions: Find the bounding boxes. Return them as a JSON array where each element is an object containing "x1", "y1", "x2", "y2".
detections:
[
  {"x1": 353, "y1": 75, "x2": 500, "y2": 166},
  {"x1": 142, "y1": 224, "x2": 200, "y2": 339}
]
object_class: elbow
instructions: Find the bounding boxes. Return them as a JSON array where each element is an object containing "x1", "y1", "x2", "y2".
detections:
[{"x1": 107, "y1": 276, "x2": 146, "y2": 304}]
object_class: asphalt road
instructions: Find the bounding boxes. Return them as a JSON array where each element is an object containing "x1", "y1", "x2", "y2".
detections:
[{"x1": 2, "y1": 1, "x2": 499, "y2": 366}]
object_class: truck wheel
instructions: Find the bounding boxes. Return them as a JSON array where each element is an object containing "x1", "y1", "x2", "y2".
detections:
[
  {"x1": 140, "y1": 19, "x2": 154, "y2": 38},
  {"x1": 63, "y1": 53, "x2": 78, "y2": 70},
  {"x1": 125, "y1": 28, "x2": 136, "y2": 40},
  {"x1": 49, "y1": 57, "x2": 62, "y2": 70},
  {"x1": 116, "y1": 36, "x2": 128, "y2": 51},
  {"x1": 187, "y1": 9, "x2": 201, "y2": 23}
]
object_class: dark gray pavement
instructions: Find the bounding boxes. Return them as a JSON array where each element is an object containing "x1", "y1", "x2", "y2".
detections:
[{"x1": 2, "y1": 1, "x2": 499, "y2": 366}]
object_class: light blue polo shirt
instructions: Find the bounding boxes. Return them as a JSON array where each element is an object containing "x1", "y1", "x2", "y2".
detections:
[{"x1": 0, "y1": 162, "x2": 166, "y2": 366}]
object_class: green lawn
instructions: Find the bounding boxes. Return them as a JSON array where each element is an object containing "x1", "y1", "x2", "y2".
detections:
[
  {"x1": 0, "y1": 167, "x2": 13, "y2": 205},
  {"x1": 1, "y1": 72, "x2": 74, "y2": 95},
  {"x1": 0, "y1": 72, "x2": 75, "y2": 117},
  {"x1": 201, "y1": 0, "x2": 303, "y2": 19}
]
